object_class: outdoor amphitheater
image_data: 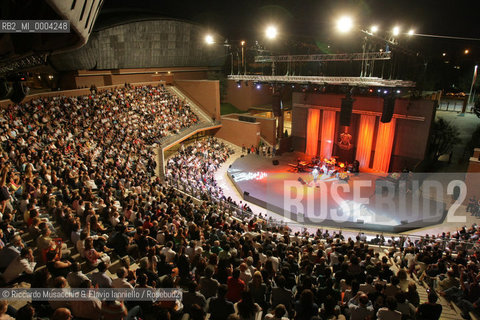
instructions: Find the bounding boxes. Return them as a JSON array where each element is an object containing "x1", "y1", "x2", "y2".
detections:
[{"x1": 0, "y1": 1, "x2": 479, "y2": 320}]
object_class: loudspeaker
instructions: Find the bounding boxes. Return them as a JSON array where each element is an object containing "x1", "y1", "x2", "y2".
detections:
[
  {"x1": 340, "y1": 95, "x2": 355, "y2": 126},
  {"x1": 10, "y1": 81, "x2": 29, "y2": 104},
  {"x1": 401, "y1": 220, "x2": 408, "y2": 225},
  {"x1": 272, "y1": 160, "x2": 279, "y2": 165},
  {"x1": 356, "y1": 219, "x2": 364, "y2": 224},
  {"x1": 298, "y1": 177, "x2": 306, "y2": 185},
  {"x1": 244, "y1": 191, "x2": 250, "y2": 197},
  {"x1": 272, "y1": 93, "x2": 282, "y2": 117},
  {"x1": 381, "y1": 95, "x2": 396, "y2": 123}
]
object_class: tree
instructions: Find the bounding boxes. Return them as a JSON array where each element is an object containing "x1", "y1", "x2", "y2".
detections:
[
  {"x1": 473, "y1": 100, "x2": 480, "y2": 119},
  {"x1": 429, "y1": 118, "x2": 460, "y2": 162}
]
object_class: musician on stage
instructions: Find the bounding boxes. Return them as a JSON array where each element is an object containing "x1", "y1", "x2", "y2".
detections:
[{"x1": 311, "y1": 166, "x2": 320, "y2": 186}]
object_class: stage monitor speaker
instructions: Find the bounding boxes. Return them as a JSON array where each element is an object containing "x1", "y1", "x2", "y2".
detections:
[
  {"x1": 298, "y1": 177, "x2": 306, "y2": 185},
  {"x1": 381, "y1": 96, "x2": 396, "y2": 123},
  {"x1": 244, "y1": 191, "x2": 250, "y2": 197},
  {"x1": 356, "y1": 219, "x2": 364, "y2": 224},
  {"x1": 401, "y1": 220, "x2": 408, "y2": 225},
  {"x1": 340, "y1": 95, "x2": 355, "y2": 126},
  {"x1": 272, "y1": 93, "x2": 282, "y2": 117},
  {"x1": 272, "y1": 160, "x2": 279, "y2": 165}
]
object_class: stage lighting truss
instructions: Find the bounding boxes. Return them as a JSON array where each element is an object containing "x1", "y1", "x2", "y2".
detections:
[
  {"x1": 0, "y1": 53, "x2": 48, "y2": 75},
  {"x1": 254, "y1": 51, "x2": 392, "y2": 63},
  {"x1": 228, "y1": 75, "x2": 415, "y2": 88}
]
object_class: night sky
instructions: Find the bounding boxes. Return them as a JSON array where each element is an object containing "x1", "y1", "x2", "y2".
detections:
[{"x1": 99, "y1": 0, "x2": 480, "y2": 90}]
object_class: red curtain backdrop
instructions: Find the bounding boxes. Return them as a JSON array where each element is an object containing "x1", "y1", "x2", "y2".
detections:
[
  {"x1": 355, "y1": 115, "x2": 376, "y2": 169},
  {"x1": 372, "y1": 118, "x2": 396, "y2": 172},
  {"x1": 319, "y1": 110, "x2": 336, "y2": 159},
  {"x1": 305, "y1": 108, "x2": 321, "y2": 156}
]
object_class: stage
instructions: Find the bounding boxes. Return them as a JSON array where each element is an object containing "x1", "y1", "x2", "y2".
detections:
[{"x1": 227, "y1": 153, "x2": 448, "y2": 232}]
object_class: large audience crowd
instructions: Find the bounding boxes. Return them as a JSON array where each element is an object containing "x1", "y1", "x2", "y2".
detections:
[{"x1": 0, "y1": 83, "x2": 479, "y2": 320}]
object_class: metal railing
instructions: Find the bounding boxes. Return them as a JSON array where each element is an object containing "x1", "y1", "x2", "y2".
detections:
[{"x1": 155, "y1": 121, "x2": 221, "y2": 148}]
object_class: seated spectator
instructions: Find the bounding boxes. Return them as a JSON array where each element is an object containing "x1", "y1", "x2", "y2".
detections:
[
  {"x1": 45, "y1": 250, "x2": 71, "y2": 278},
  {"x1": 49, "y1": 276, "x2": 70, "y2": 310},
  {"x1": 395, "y1": 292, "x2": 415, "y2": 319},
  {"x1": 271, "y1": 275, "x2": 293, "y2": 314},
  {"x1": 71, "y1": 280, "x2": 102, "y2": 320},
  {"x1": 264, "y1": 304, "x2": 289, "y2": 320},
  {"x1": 234, "y1": 291, "x2": 262, "y2": 320},
  {"x1": 15, "y1": 304, "x2": 35, "y2": 320},
  {"x1": 227, "y1": 269, "x2": 246, "y2": 303},
  {"x1": 199, "y1": 267, "x2": 219, "y2": 300},
  {"x1": 436, "y1": 269, "x2": 459, "y2": 293},
  {"x1": 85, "y1": 237, "x2": 111, "y2": 267},
  {"x1": 416, "y1": 292, "x2": 442, "y2": 320},
  {"x1": 294, "y1": 289, "x2": 319, "y2": 320},
  {"x1": 183, "y1": 281, "x2": 207, "y2": 315},
  {"x1": 51, "y1": 308, "x2": 72, "y2": 320},
  {"x1": 249, "y1": 271, "x2": 268, "y2": 310},
  {"x1": 207, "y1": 284, "x2": 235, "y2": 320},
  {"x1": 348, "y1": 292, "x2": 374, "y2": 320},
  {"x1": 66, "y1": 262, "x2": 89, "y2": 288},
  {"x1": 1, "y1": 247, "x2": 35, "y2": 284},
  {"x1": 0, "y1": 300, "x2": 14, "y2": 320},
  {"x1": 101, "y1": 300, "x2": 128, "y2": 320},
  {"x1": 0, "y1": 235, "x2": 23, "y2": 271},
  {"x1": 111, "y1": 267, "x2": 134, "y2": 289},
  {"x1": 377, "y1": 296, "x2": 402, "y2": 320},
  {"x1": 406, "y1": 283, "x2": 420, "y2": 307},
  {"x1": 90, "y1": 262, "x2": 112, "y2": 288}
]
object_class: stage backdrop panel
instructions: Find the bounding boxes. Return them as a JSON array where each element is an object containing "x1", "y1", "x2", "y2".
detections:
[
  {"x1": 356, "y1": 115, "x2": 376, "y2": 169},
  {"x1": 373, "y1": 118, "x2": 396, "y2": 172},
  {"x1": 319, "y1": 110, "x2": 336, "y2": 159},
  {"x1": 305, "y1": 108, "x2": 321, "y2": 156}
]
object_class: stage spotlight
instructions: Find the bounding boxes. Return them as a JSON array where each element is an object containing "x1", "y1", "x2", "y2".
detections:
[
  {"x1": 383, "y1": 90, "x2": 388, "y2": 94},
  {"x1": 336, "y1": 16, "x2": 353, "y2": 33},
  {"x1": 236, "y1": 81, "x2": 241, "y2": 88},
  {"x1": 205, "y1": 34, "x2": 214, "y2": 44},
  {"x1": 265, "y1": 25, "x2": 278, "y2": 39},
  {"x1": 370, "y1": 25, "x2": 378, "y2": 34},
  {"x1": 392, "y1": 26, "x2": 400, "y2": 36},
  {"x1": 396, "y1": 89, "x2": 401, "y2": 94},
  {"x1": 377, "y1": 89, "x2": 381, "y2": 93},
  {"x1": 407, "y1": 29, "x2": 414, "y2": 36},
  {"x1": 256, "y1": 83, "x2": 261, "y2": 90}
]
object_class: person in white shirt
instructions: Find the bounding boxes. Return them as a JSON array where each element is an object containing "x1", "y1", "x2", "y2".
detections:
[
  {"x1": 111, "y1": 267, "x2": 134, "y2": 289},
  {"x1": 160, "y1": 241, "x2": 176, "y2": 263},
  {"x1": 67, "y1": 262, "x2": 89, "y2": 288},
  {"x1": 2, "y1": 247, "x2": 36, "y2": 284},
  {"x1": 377, "y1": 297, "x2": 402, "y2": 320}
]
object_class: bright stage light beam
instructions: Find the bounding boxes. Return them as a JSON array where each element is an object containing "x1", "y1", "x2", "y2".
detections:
[
  {"x1": 265, "y1": 25, "x2": 278, "y2": 39},
  {"x1": 336, "y1": 16, "x2": 353, "y2": 33},
  {"x1": 205, "y1": 34, "x2": 214, "y2": 45},
  {"x1": 370, "y1": 25, "x2": 378, "y2": 34},
  {"x1": 407, "y1": 29, "x2": 415, "y2": 36},
  {"x1": 392, "y1": 26, "x2": 400, "y2": 36}
]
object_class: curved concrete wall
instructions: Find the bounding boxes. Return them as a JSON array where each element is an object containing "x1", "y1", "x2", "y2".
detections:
[{"x1": 50, "y1": 19, "x2": 224, "y2": 71}]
